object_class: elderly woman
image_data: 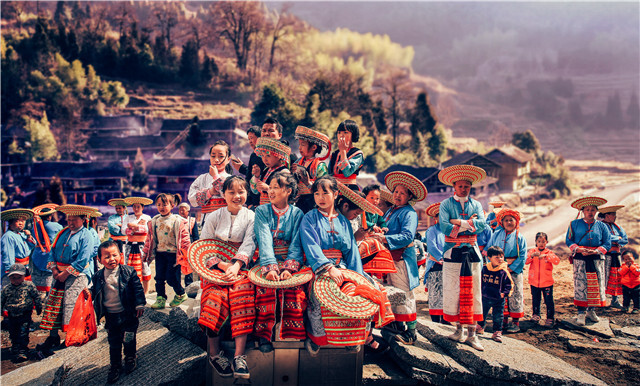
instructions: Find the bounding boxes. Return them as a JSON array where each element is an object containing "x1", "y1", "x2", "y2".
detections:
[
  {"x1": 372, "y1": 171, "x2": 428, "y2": 345},
  {"x1": 486, "y1": 208, "x2": 527, "y2": 333},
  {"x1": 566, "y1": 196, "x2": 611, "y2": 326}
]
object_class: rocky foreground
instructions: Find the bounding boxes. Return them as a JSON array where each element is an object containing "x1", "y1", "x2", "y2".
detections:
[{"x1": 6, "y1": 287, "x2": 637, "y2": 386}]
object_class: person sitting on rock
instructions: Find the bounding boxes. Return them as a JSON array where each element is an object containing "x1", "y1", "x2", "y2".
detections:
[{"x1": 86, "y1": 240, "x2": 145, "y2": 384}]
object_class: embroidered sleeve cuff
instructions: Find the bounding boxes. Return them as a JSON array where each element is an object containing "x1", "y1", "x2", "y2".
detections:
[
  {"x1": 233, "y1": 253, "x2": 250, "y2": 267},
  {"x1": 336, "y1": 159, "x2": 349, "y2": 170},
  {"x1": 569, "y1": 244, "x2": 578, "y2": 252},
  {"x1": 212, "y1": 177, "x2": 223, "y2": 195},
  {"x1": 596, "y1": 246, "x2": 607, "y2": 255},
  {"x1": 315, "y1": 263, "x2": 332, "y2": 275},
  {"x1": 66, "y1": 266, "x2": 82, "y2": 276},
  {"x1": 261, "y1": 264, "x2": 280, "y2": 275},
  {"x1": 47, "y1": 262, "x2": 56, "y2": 270},
  {"x1": 282, "y1": 259, "x2": 300, "y2": 272},
  {"x1": 459, "y1": 220, "x2": 472, "y2": 232},
  {"x1": 206, "y1": 256, "x2": 221, "y2": 269},
  {"x1": 195, "y1": 190, "x2": 210, "y2": 206},
  {"x1": 450, "y1": 225, "x2": 460, "y2": 238},
  {"x1": 467, "y1": 220, "x2": 476, "y2": 233}
]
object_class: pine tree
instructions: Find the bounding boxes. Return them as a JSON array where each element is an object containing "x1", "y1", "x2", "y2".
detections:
[
  {"x1": 512, "y1": 130, "x2": 540, "y2": 153},
  {"x1": 179, "y1": 39, "x2": 200, "y2": 86},
  {"x1": 410, "y1": 92, "x2": 438, "y2": 139},
  {"x1": 428, "y1": 125, "x2": 447, "y2": 162}
]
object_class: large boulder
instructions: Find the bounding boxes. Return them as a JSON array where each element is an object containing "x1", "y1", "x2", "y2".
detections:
[{"x1": 416, "y1": 318, "x2": 607, "y2": 386}]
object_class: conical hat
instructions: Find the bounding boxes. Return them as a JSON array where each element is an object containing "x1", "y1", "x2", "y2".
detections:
[
  {"x1": 571, "y1": 196, "x2": 607, "y2": 210},
  {"x1": 33, "y1": 204, "x2": 59, "y2": 216},
  {"x1": 379, "y1": 189, "x2": 394, "y2": 204},
  {"x1": 88, "y1": 211, "x2": 102, "y2": 218},
  {"x1": 108, "y1": 198, "x2": 128, "y2": 207},
  {"x1": 337, "y1": 181, "x2": 383, "y2": 216},
  {"x1": 188, "y1": 239, "x2": 244, "y2": 286},
  {"x1": 124, "y1": 197, "x2": 153, "y2": 206},
  {"x1": 1, "y1": 208, "x2": 34, "y2": 222},
  {"x1": 248, "y1": 265, "x2": 313, "y2": 289},
  {"x1": 313, "y1": 269, "x2": 379, "y2": 319},
  {"x1": 385, "y1": 171, "x2": 428, "y2": 203},
  {"x1": 438, "y1": 165, "x2": 486, "y2": 186},
  {"x1": 425, "y1": 203, "x2": 440, "y2": 218},
  {"x1": 56, "y1": 205, "x2": 97, "y2": 217},
  {"x1": 598, "y1": 205, "x2": 624, "y2": 214},
  {"x1": 489, "y1": 201, "x2": 506, "y2": 208}
]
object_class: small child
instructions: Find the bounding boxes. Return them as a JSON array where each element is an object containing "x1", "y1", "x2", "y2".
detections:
[
  {"x1": 1, "y1": 264, "x2": 42, "y2": 362},
  {"x1": 620, "y1": 249, "x2": 640, "y2": 314},
  {"x1": 525, "y1": 232, "x2": 560, "y2": 327},
  {"x1": 143, "y1": 193, "x2": 192, "y2": 309},
  {"x1": 328, "y1": 120, "x2": 364, "y2": 190},
  {"x1": 87, "y1": 240, "x2": 146, "y2": 384},
  {"x1": 293, "y1": 126, "x2": 330, "y2": 213},
  {"x1": 252, "y1": 137, "x2": 291, "y2": 206},
  {"x1": 478, "y1": 246, "x2": 513, "y2": 343}
]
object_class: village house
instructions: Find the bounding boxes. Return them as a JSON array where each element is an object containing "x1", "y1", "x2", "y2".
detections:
[{"x1": 484, "y1": 145, "x2": 535, "y2": 191}]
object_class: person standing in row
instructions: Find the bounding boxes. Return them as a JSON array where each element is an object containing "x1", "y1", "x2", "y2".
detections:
[
  {"x1": 598, "y1": 205, "x2": 628, "y2": 309},
  {"x1": 423, "y1": 203, "x2": 445, "y2": 323},
  {"x1": 31, "y1": 205, "x2": 63, "y2": 293},
  {"x1": 123, "y1": 197, "x2": 153, "y2": 294},
  {"x1": 1, "y1": 209, "x2": 36, "y2": 288},
  {"x1": 107, "y1": 199, "x2": 129, "y2": 264}
]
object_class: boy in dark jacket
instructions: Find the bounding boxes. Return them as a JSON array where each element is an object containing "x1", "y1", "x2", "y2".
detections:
[
  {"x1": 86, "y1": 240, "x2": 146, "y2": 384},
  {"x1": 478, "y1": 246, "x2": 513, "y2": 343}
]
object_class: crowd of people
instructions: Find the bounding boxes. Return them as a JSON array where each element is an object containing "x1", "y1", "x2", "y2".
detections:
[{"x1": 1, "y1": 118, "x2": 637, "y2": 383}]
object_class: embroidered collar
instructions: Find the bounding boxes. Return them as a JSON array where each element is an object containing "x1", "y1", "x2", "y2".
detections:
[
  {"x1": 272, "y1": 204, "x2": 289, "y2": 217},
  {"x1": 318, "y1": 209, "x2": 338, "y2": 219},
  {"x1": 453, "y1": 195, "x2": 469, "y2": 203}
]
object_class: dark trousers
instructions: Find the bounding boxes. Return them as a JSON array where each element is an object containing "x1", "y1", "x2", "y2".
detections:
[
  {"x1": 479, "y1": 296, "x2": 505, "y2": 331},
  {"x1": 531, "y1": 285, "x2": 555, "y2": 320},
  {"x1": 623, "y1": 285, "x2": 640, "y2": 309},
  {"x1": 105, "y1": 312, "x2": 138, "y2": 368},
  {"x1": 155, "y1": 251, "x2": 184, "y2": 298},
  {"x1": 184, "y1": 273, "x2": 193, "y2": 287},
  {"x1": 8, "y1": 313, "x2": 32, "y2": 354}
]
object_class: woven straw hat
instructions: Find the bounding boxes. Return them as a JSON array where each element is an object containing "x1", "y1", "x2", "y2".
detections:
[
  {"x1": 598, "y1": 205, "x2": 624, "y2": 214},
  {"x1": 489, "y1": 201, "x2": 506, "y2": 208},
  {"x1": 313, "y1": 268, "x2": 380, "y2": 319},
  {"x1": 337, "y1": 181, "x2": 383, "y2": 216},
  {"x1": 255, "y1": 137, "x2": 291, "y2": 161},
  {"x1": 188, "y1": 239, "x2": 244, "y2": 286},
  {"x1": 1, "y1": 208, "x2": 34, "y2": 222},
  {"x1": 56, "y1": 205, "x2": 97, "y2": 217},
  {"x1": 33, "y1": 204, "x2": 58, "y2": 216},
  {"x1": 248, "y1": 265, "x2": 313, "y2": 289},
  {"x1": 380, "y1": 189, "x2": 394, "y2": 204},
  {"x1": 385, "y1": 171, "x2": 428, "y2": 203},
  {"x1": 88, "y1": 211, "x2": 102, "y2": 218},
  {"x1": 108, "y1": 198, "x2": 128, "y2": 207},
  {"x1": 425, "y1": 203, "x2": 440, "y2": 218},
  {"x1": 124, "y1": 197, "x2": 153, "y2": 206},
  {"x1": 571, "y1": 196, "x2": 607, "y2": 210},
  {"x1": 438, "y1": 165, "x2": 486, "y2": 186}
]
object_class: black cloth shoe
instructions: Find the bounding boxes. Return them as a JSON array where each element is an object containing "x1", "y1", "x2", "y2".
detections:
[
  {"x1": 258, "y1": 338, "x2": 274, "y2": 353},
  {"x1": 107, "y1": 366, "x2": 121, "y2": 384},
  {"x1": 124, "y1": 357, "x2": 137, "y2": 374},
  {"x1": 395, "y1": 328, "x2": 417, "y2": 345},
  {"x1": 210, "y1": 351, "x2": 233, "y2": 378}
]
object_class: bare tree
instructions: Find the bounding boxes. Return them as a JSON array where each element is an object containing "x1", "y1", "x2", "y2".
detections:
[
  {"x1": 153, "y1": 2, "x2": 180, "y2": 49},
  {"x1": 267, "y1": 5, "x2": 296, "y2": 72},
  {"x1": 113, "y1": 2, "x2": 132, "y2": 38},
  {"x1": 210, "y1": 1, "x2": 265, "y2": 72},
  {"x1": 374, "y1": 67, "x2": 414, "y2": 153}
]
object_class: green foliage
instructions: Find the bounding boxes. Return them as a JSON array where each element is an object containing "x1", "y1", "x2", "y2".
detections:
[
  {"x1": 23, "y1": 113, "x2": 58, "y2": 161},
  {"x1": 410, "y1": 92, "x2": 438, "y2": 150},
  {"x1": 251, "y1": 84, "x2": 303, "y2": 138},
  {"x1": 512, "y1": 130, "x2": 540, "y2": 153},
  {"x1": 179, "y1": 39, "x2": 200, "y2": 86},
  {"x1": 428, "y1": 125, "x2": 447, "y2": 161}
]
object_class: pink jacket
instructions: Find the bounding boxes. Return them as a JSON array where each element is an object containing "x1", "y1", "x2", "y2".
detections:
[
  {"x1": 526, "y1": 247, "x2": 560, "y2": 288},
  {"x1": 142, "y1": 214, "x2": 192, "y2": 274}
]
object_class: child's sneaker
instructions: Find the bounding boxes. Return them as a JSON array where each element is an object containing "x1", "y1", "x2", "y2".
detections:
[
  {"x1": 492, "y1": 331, "x2": 503, "y2": 343},
  {"x1": 586, "y1": 310, "x2": 600, "y2": 323},
  {"x1": 531, "y1": 314, "x2": 541, "y2": 322},
  {"x1": 544, "y1": 319, "x2": 554, "y2": 328},
  {"x1": 124, "y1": 357, "x2": 137, "y2": 374},
  {"x1": 233, "y1": 355, "x2": 250, "y2": 379},
  {"x1": 150, "y1": 296, "x2": 166, "y2": 309},
  {"x1": 505, "y1": 323, "x2": 520, "y2": 333},
  {"x1": 169, "y1": 294, "x2": 187, "y2": 307},
  {"x1": 210, "y1": 351, "x2": 233, "y2": 378}
]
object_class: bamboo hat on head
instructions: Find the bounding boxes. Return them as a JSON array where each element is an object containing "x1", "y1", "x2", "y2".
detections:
[
  {"x1": 425, "y1": 203, "x2": 441, "y2": 218},
  {"x1": 438, "y1": 165, "x2": 486, "y2": 186},
  {"x1": 56, "y1": 205, "x2": 97, "y2": 217},
  {"x1": 33, "y1": 204, "x2": 58, "y2": 216},
  {"x1": 384, "y1": 171, "x2": 428, "y2": 203},
  {"x1": 379, "y1": 189, "x2": 394, "y2": 205},
  {"x1": 1, "y1": 208, "x2": 34, "y2": 222},
  {"x1": 108, "y1": 198, "x2": 128, "y2": 208},
  {"x1": 124, "y1": 197, "x2": 153, "y2": 206},
  {"x1": 570, "y1": 196, "x2": 607, "y2": 211},
  {"x1": 294, "y1": 126, "x2": 331, "y2": 160},
  {"x1": 598, "y1": 205, "x2": 624, "y2": 214}
]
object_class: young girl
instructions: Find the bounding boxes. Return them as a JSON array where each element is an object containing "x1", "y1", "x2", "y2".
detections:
[
  {"x1": 198, "y1": 176, "x2": 256, "y2": 380},
  {"x1": 620, "y1": 249, "x2": 640, "y2": 314},
  {"x1": 253, "y1": 171, "x2": 306, "y2": 352},
  {"x1": 293, "y1": 126, "x2": 330, "y2": 213},
  {"x1": 123, "y1": 197, "x2": 153, "y2": 294},
  {"x1": 188, "y1": 141, "x2": 233, "y2": 220},
  {"x1": 328, "y1": 120, "x2": 364, "y2": 190},
  {"x1": 252, "y1": 137, "x2": 291, "y2": 206},
  {"x1": 525, "y1": 232, "x2": 560, "y2": 327},
  {"x1": 300, "y1": 176, "x2": 367, "y2": 354},
  {"x1": 486, "y1": 209, "x2": 527, "y2": 333},
  {"x1": 87, "y1": 211, "x2": 101, "y2": 277},
  {"x1": 143, "y1": 194, "x2": 191, "y2": 309}
]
